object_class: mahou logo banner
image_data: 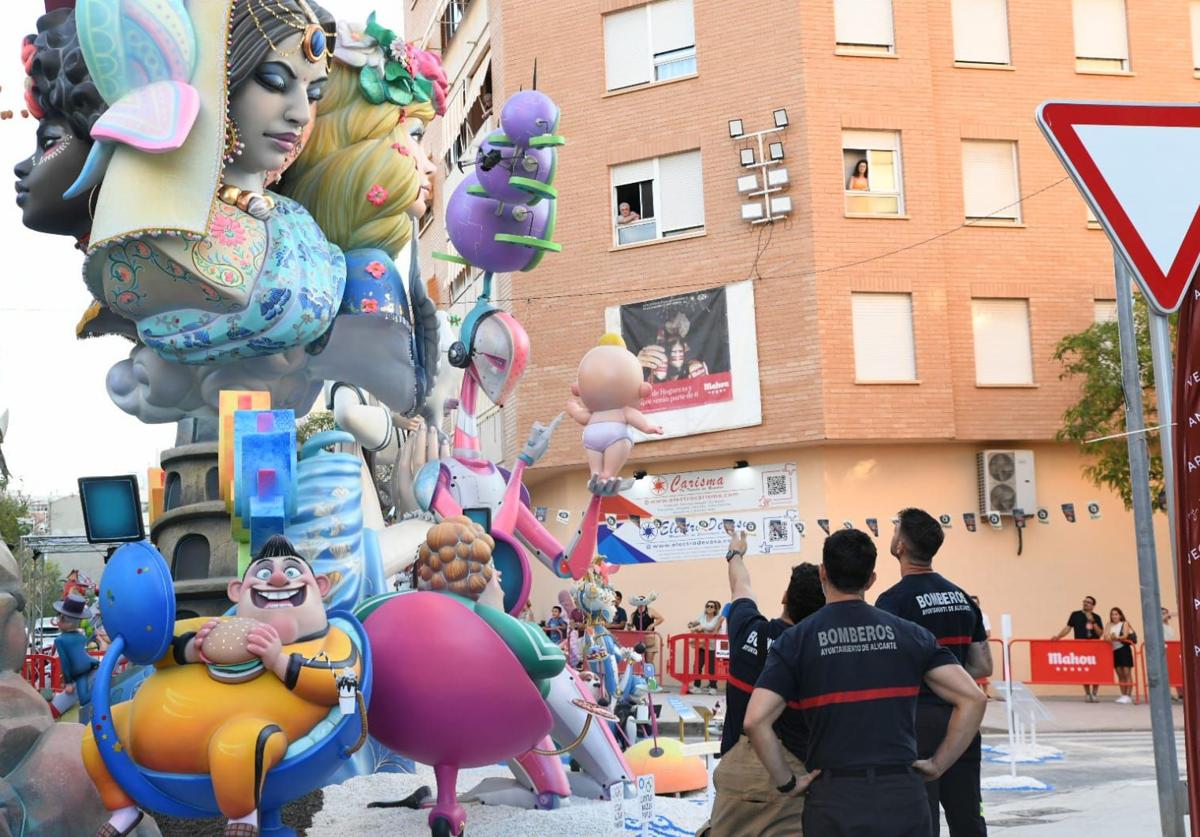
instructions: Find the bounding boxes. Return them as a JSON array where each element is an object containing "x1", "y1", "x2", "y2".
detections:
[{"x1": 1028, "y1": 640, "x2": 1115, "y2": 684}]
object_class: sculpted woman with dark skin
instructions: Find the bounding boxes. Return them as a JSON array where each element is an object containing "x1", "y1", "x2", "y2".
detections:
[{"x1": 14, "y1": 6, "x2": 134, "y2": 340}]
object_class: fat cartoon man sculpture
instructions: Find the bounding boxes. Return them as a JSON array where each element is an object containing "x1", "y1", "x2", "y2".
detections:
[
  {"x1": 82, "y1": 536, "x2": 360, "y2": 837},
  {"x1": 566, "y1": 334, "x2": 663, "y2": 488}
]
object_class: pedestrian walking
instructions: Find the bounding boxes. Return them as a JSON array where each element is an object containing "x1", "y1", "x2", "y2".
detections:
[
  {"x1": 876, "y1": 508, "x2": 991, "y2": 837},
  {"x1": 697, "y1": 529, "x2": 825, "y2": 837},
  {"x1": 745, "y1": 528, "x2": 987, "y2": 837},
  {"x1": 1051, "y1": 595, "x2": 1105, "y2": 701}
]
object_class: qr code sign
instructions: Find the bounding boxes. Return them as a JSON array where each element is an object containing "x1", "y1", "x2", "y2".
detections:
[{"x1": 766, "y1": 474, "x2": 788, "y2": 497}]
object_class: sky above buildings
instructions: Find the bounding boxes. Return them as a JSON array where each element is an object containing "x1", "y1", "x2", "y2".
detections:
[{"x1": 0, "y1": 0, "x2": 389, "y2": 497}]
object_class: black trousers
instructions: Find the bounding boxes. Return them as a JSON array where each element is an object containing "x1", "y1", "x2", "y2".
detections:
[
  {"x1": 693, "y1": 647, "x2": 717, "y2": 687},
  {"x1": 803, "y1": 770, "x2": 931, "y2": 836},
  {"x1": 915, "y1": 702, "x2": 987, "y2": 836}
]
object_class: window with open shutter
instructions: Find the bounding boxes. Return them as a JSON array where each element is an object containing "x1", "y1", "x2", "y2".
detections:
[
  {"x1": 962, "y1": 140, "x2": 1020, "y2": 221},
  {"x1": 842, "y1": 130, "x2": 903, "y2": 215},
  {"x1": 834, "y1": 0, "x2": 895, "y2": 52},
  {"x1": 604, "y1": 0, "x2": 696, "y2": 90},
  {"x1": 1073, "y1": 0, "x2": 1129, "y2": 71},
  {"x1": 852, "y1": 293, "x2": 917, "y2": 381},
  {"x1": 650, "y1": 0, "x2": 697, "y2": 80},
  {"x1": 972, "y1": 298, "x2": 1033, "y2": 385},
  {"x1": 951, "y1": 0, "x2": 1010, "y2": 65}
]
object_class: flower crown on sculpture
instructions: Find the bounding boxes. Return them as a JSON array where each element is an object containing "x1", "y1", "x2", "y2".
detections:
[{"x1": 333, "y1": 13, "x2": 448, "y2": 115}]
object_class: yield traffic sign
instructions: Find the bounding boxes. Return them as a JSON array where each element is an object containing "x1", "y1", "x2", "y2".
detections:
[{"x1": 1037, "y1": 101, "x2": 1200, "y2": 314}]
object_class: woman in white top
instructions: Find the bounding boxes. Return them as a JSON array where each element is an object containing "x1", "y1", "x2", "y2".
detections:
[
  {"x1": 688, "y1": 600, "x2": 724, "y2": 694},
  {"x1": 1107, "y1": 607, "x2": 1137, "y2": 703}
]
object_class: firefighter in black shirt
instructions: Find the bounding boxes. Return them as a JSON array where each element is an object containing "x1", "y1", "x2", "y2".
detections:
[
  {"x1": 698, "y1": 527, "x2": 825, "y2": 837},
  {"x1": 746, "y1": 529, "x2": 987, "y2": 837},
  {"x1": 876, "y1": 508, "x2": 992, "y2": 837}
]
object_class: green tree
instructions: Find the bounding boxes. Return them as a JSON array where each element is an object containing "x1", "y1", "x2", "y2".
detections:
[
  {"x1": 0, "y1": 491, "x2": 29, "y2": 550},
  {"x1": 1053, "y1": 296, "x2": 1171, "y2": 510},
  {"x1": 295, "y1": 410, "x2": 336, "y2": 447},
  {"x1": 19, "y1": 553, "x2": 63, "y2": 625}
]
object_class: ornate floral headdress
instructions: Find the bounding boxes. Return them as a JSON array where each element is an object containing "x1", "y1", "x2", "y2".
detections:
[{"x1": 333, "y1": 13, "x2": 448, "y2": 115}]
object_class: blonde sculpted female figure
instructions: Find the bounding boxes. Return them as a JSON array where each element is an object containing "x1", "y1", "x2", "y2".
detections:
[{"x1": 79, "y1": 0, "x2": 444, "y2": 424}]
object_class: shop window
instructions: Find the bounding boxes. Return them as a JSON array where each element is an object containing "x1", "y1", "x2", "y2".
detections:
[
  {"x1": 611, "y1": 150, "x2": 704, "y2": 246},
  {"x1": 972, "y1": 298, "x2": 1033, "y2": 385},
  {"x1": 834, "y1": 0, "x2": 895, "y2": 54},
  {"x1": 1073, "y1": 0, "x2": 1129, "y2": 72},
  {"x1": 851, "y1": 293, "x2": 917, "y2": 381},
  {"x1": 603, "y1": 0, "x2": 696, "y2": 91},
  {"x1": 842, "y1": 130, "x2": 903, "y2": 215},
  {"x1": 961, "y1": 140, "x2": 1021, "y2": 222}
]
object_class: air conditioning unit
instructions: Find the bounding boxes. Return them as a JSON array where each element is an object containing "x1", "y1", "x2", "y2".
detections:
[{"x1": 977, "y1": 450, "x2": 1036, "y2": 517}]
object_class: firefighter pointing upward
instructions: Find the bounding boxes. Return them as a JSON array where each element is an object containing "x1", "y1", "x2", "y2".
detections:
[{"x1": 745, "y1": 528, "x2": 987, "y2": 837}]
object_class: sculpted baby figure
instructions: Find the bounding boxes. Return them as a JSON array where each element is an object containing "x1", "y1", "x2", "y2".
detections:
[{"x1": 566, "y1": 334, "x2": 663, "y2": 491}]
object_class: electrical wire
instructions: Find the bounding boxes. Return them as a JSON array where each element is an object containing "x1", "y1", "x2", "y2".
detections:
[{"x1": 449, "y1": 175, "x2": 1073, "y2": 310}]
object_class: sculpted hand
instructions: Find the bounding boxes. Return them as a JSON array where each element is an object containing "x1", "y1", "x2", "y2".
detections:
[
  {"x1": 192, "y1": 617, "x2": 223, "y2": 662},
  {"x1": 912, "y1": 759, "x2": 942, "y2": 782},
  {"x1": 520, "y1": 412, "x2": 565, "y2": 465},
  {"x1": 246, "y1": 622, "x2": 284, "y2": 670},
  {"x1": 64, "y1": 683, "x2": 76, "y2": 695},
  {"x1": 392, "y1": 418, "x2": 449, "y2": 514}
]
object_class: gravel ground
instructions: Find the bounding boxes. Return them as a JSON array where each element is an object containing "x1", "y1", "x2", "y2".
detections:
[
  {"x1": 156, "y1": 790, "x2": 324, "y2": 837},
  {"x1": 311, "y1": 765, "x2": 712, "y2": 836}
]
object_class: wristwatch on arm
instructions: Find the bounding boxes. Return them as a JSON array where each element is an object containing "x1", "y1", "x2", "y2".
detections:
[
  {"x1": 776, "y1": 774, "x2": 797, "y2": 794},
  {"x1": 726, "y1": 547, "x2": 745, "y2": 562}
]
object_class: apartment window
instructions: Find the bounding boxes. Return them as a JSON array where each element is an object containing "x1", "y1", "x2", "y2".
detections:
[
  {"x1": 951, "y1": 0, "x2": 1010, "y2": 65},
  {"x1": 1191, "y1": 1, "x2": 1200, "y2": 71},
  {"x1": 1072, "y1": 0, "x2": 1129, "y2": 72},
  {"x1": 603, "y1": 0, "x2": 697, "y2": 92},
  {"x1": 851, "y1": 293, "x2": 917, "y2": 381},
  {"x1": 1094, "y1": 300, "x2": 1118, "y2": 323},
  {"x1": 834, "y1": 0, "x2": 895, "y2": 54},
  {"x1": 843, "y1": 130, "x2": 903, "y2": 215},
  {"x1": 972, "y1": 298, "x2": 1033, "y2": 385},
  {"x1": 441, "y1": 0, "x2": 471, "y2": 47},
  {"x1": 961, "y1": 140, "x2": 1021, "y2": 223},
  {"x1": 612, "y1": 150, "x2": 704, "y2": 245},
  {"x1": 1086, "y1": 204, "x2": 1101, "y2": 228}
]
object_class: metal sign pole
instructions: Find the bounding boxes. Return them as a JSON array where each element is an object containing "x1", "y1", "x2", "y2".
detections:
[
  {"x1": 1148, "y1": 312, "x2": 1182, "y2": 597},
  {"x1": 1114, "y1": 252, "x2": 1184, "y2": 836}
]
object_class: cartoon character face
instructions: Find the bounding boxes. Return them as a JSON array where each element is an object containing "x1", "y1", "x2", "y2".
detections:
[
  {"x1": 575, "y1": 344, "x2": 650, "y2": 412},
  {"x1": 470, "y1": 311, "x2": 529, "y2": 405},
  {"x1": 226, "y1": 33, "x2": 328, "y2": 183},
  {"x1": 227, "y1": 553, "x2": 332, "y2": 644},
  {"x1": 13, "y1": 113, "x2": 95, "y2": 237}
]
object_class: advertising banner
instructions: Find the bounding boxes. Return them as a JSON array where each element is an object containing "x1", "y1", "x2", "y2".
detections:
[
  {"x1": 597, "y1": 463, "x2": 799, "y2": 564},
  {"x1": 605, "y1": 281, "x2": 762, "y2": 438},
  {"x1": 1027, "y1": 640, "x2": 1115, "y2": 684}
]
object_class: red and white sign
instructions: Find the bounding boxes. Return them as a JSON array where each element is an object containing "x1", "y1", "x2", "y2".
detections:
[
  {"x1": 1037, "y1": 101, "x2": 1200, "y2": 313},
  {"x1": 1165, "y1": 640, "x2": 1184, "y2": 689},
  {"x1": 1027, "y1": 640, "x2": 1115, "y2": 684}
]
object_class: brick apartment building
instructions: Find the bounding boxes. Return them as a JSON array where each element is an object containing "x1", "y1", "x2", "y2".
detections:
[{"x1": 406, "y1": 0, "x2": 1188, "y2": 666}]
